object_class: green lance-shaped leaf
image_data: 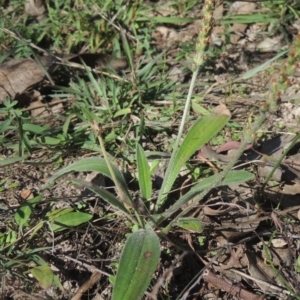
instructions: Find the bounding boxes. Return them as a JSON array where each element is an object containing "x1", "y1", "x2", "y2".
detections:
[
  {"x1": 136, "y1": 144, "x2": 152, "y2": 201},
  {"x1": 175, "y1": 217, "x2": 205, "y2": 233},
  {"x1": 156, "y1": 113, "x2": 229, "y2": 211},
  {"x1": 42, "y1": 157, "x2": 132, "y2": 205},
  {"x1": 156, "y1": 170, "x2": 254, "y2": 224},
  {"x1": 112, "y1": 229, "x2": 160, "y2": 300}
]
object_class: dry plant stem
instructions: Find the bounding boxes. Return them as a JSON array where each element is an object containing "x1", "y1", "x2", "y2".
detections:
[
  {"x1": 230, "y1": 269, "x2": 292, "y2": 296},
  {"x1": 71, "y1": 272, "x2": 101, "y2": 300},
  {"x1": 203, "y1": 270, "x2": 264, "y2": 300}
]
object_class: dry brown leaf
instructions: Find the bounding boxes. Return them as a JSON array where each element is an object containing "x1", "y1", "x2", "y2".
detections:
[
  {"x1": 244, "y1": 251, "x2": 274, "y2": 292},
  {"x1": 62, "y1": 53, "x2": 128, "y2": 71},
  {"x1": 20, "y1": 189, "x2": 34, "y2": 200},
  {"x1": 214, "y1": 205, "x2": 260, "y2": 241},
  {"x1": 25, "y1": 0, "x2": 46, "y2": 22},
  {"x1": 256, "y1": 36, "x2": 283, "y2": 52},
  {"x1": 213, "y1": 103, "x2": 231, "y2": 116},
  {"x1": 0, "y1": 54, "x2": 127, "y2": 104},
  {"x1": 271, "y1": 238, "x2": 287, "y2": 248},
  {"x1": 282, "y1": 183, "x2": 300, "y2": 195},
  {"x1": 71, "y1": 272, "x2": 101, "y2": 300},
  {"x1": 152, "y1": 26, "x2": 179, "y2": 50},
  {"x1": 213, "y1": 1, "x2": 224, "y2": 20},
  {"x1": 0, "y1": 58, "x2": 49, "y2": 104},
  {"x1": 229, "y1": 1, "x2": 256, "y2": 44}
]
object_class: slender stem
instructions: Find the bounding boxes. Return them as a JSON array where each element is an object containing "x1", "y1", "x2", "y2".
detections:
[{"x1": 175, "y1": 65, "x2": 200, "y2": 151}]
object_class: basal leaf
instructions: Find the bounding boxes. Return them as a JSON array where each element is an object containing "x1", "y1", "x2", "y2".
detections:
[
  {"x1": 136, "y1": 144, "x2": 152, "y2": 201},
  {"x1": 112, "y1": 229, "x2": 160, "y2": 300},
  {"x1": 42, "y1": 157, "x2": 131, "y2": 205},
  {"x1": 157, "y1": 170, "x2": 254, "y2": 223},
  {"x1": 156, "y1": 113, "x2": 229, "y2": 211}
]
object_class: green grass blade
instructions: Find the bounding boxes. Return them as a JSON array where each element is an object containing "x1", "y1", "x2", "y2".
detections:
[
  {"x1": 241, "y1": 50, "x2": 288, "y2": 80},
  {"x1": 136, "y1": 144, "x2": 152, "y2": 201},
  {"x1": 112, "y1": 229, "x2": 160, "y2": 300},
  {"x1": 222, "y1": 13, "x2": 278, "y2": 24},
  {"x1": 120, "y1": 30, "x2": 133, "y2": 71},
  {"x1": 138, "y1": 16, "x2": 196, "y2": 23},
  {"x1": 156, "y1": 113, "x2": 230, "y2": 211},
  {"x1": 137, "y1": 51, "x2": 165, "y2": 78}
]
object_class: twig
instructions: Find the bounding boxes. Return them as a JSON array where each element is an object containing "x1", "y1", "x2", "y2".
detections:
[
  {"x1": 203, "y1": 269, "x2": 264, "y2": 300},
  {"x1": 58, "y1": 254, "x2": 112, "y2": 277}
]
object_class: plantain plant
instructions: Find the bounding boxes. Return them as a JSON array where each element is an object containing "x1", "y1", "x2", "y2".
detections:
[{"x1": 40, "y1": 1, "x2": 258, "y2": 298}]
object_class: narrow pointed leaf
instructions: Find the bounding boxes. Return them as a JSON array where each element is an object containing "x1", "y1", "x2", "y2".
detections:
[
  {"x1": 157, "y1": 170, "x2": 254, "y2": 222},
  {"x1": 72, "y1": 179, "x2": 138, "y2": 224},
  {"x1": 136, "y1": 144, "x2": 152, "y2": 200},
  {"x1": 157, "y1": 113, "x2": 229, "y2": 210},
  {"x1": 112, "y1": 229, "x2": 160, "y2": 300},
  {"x1": 42, "y1": 157, "x2": 132, "y2": 205}
]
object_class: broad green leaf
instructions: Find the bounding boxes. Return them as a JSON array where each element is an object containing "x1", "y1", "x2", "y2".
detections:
[
  {"x1": 136, "y1": 144, "x2": 152, "y2": 200},
  {"x1": 39, "y1": 136, "x2": 61, "y2": 145},
  {"x1": 29, "y1": 265, "x2": 54, "y2": 289},
  {"x1": 114, "y1": 107, "x2": 131, "y2": 117},
  {"x1": 0, "y1": 119, "x2": 11, "y2": 132},
  {"x1": 42, "y1": 157, "x2": 132, "y2": 205},
  {"x1": 22, "y1": 124, "x2": 49, "y2": 134},
  {"x1": 156, "y1": 113, "x2": 230, "y2": 210},
  {"x1": 175, "y1": 217, "x2": 205, "y2": 233},
  {"x1": 47, "y1": 207, "x2": 74, "y2": 221},
  {"x1": 157, "y1": 170, "x2": 254, "y2": 223},
  {"x1": 50, "y1": 211, "x2": 92, "y2": 232},
  {"x1": 112, "y1": 229, "x2": 160, "y2": 300},
  {"x1": 15, "y1": 195, "x2": 42, "y2": 227}
]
